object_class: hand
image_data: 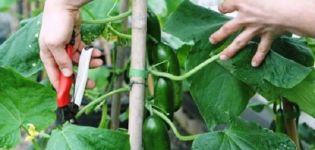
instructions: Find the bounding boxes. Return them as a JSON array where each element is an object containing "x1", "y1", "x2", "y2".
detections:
[
  {"x1": 39, "y1": 0, "x2": 102, "y2": 89},
  {"x1": 209, "y1": 0, "x2": 291, "y2": 67}
]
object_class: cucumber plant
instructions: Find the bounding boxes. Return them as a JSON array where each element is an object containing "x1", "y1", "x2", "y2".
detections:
[{"x1": 0, "y1": 0, "x2": 315, "y2": 149}]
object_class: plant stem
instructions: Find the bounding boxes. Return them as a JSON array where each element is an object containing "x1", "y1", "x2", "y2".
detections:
[
  {"x1": 128, "y1": 0, "x2": 147, "y2": 149},
  {"x1": 32, "y1": 140, "x2": 41, "y2": 150},
  {"x1": 152, "y1": 108, "x2": 200, "y2": 141},
  {"x1": 76, "y1": 87, "x2": 130, "y2": 118},
  {"x1": 108, "y1": 24, "x2": 132, "y2": 39},
  {"x1": 99, "y1": 102, "x2": 108, "y2": 128},
  {"x1": 82, "y1": 10, "x2": 132, "y2": 24},
  {"x1": 110, "y1": 0, "x2": 129, "y2": 130},
  {"x1": 148, "y1": 54, "x2": 220, "y2": 81},
  {"x1": 283, "y1": 100, "x2": 301, "y2": 150}
]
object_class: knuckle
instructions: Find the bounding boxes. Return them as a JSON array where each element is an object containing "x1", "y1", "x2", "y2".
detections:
[
  {"x1": 258, "y1": 47, "x2": 269, "y2": 54},
  {"x1": 45, "y1": 38, "x2": 66, "y2": 48},
  {"x1": 221, "y1": 25, "x2": 232, "y2": 34},
  {"x1": 234, "y1": 40, "x2": 246, "y2": 48}
]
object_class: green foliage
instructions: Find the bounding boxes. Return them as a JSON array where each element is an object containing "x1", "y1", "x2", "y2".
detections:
[
  {"x1": 299, "y1": 123, "x2": 315, "y2": 146},
  {"x1": 0, "y1": 0, "x2": 16, "y2": 11},
  {"x1": 81, "y1": 24, "x2": 106, "y2": 45},
  {"x1": 192, "y1": 119, "x2": 296, "y2": 150},
  {"x1": 188, "y1": 60, "x2": 254, "y2": 128},
  {"x1": 1, "y1": 0, "x2": 315, "y2": 149},
  {"x1": 148, "y1": 0, "x2": 183, "y2": 26},
  {"x1": 0, "y1": 67, "x2": 56, "y2": 148},
  {"x1": 164, "y1": 0, "x2": 315, "y2": 122},
  {"x1": 80, "y1": 0, "x2": 118, "y2": 44},
  {"x1": 0, "y1": 15, "x2": 42, "y2": 77},
  {"x1": 46, "y1": 123, "x2": 130, "y2": 150},
  {"x1": 282, "y1": 70, "x2": 315, "y2": 116}
]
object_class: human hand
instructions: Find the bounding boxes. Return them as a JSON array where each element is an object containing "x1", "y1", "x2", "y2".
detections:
[
  {"x1": 209, "y1": 0, "x2": 290, "y2": 67},
  {"x1": 39, "y1": 0, "x2": 102, "y2": 90}
]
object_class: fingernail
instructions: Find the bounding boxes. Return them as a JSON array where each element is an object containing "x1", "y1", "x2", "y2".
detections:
[
  {"x1": 220, "y1": 55, "x2": 229, "y2": 60},
  {"x1": 251, "y1": 61, "x2": 259, "y2": 67},
  {"x1": 62, "y1": 68, "x2": 72, "y2": 77},
  {"x1": 209, "y1": 37, "x2": 216, "y2": 44}
]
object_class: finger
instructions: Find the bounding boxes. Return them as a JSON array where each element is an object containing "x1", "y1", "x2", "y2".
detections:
[
  {"x1": 209, "y1": 19, "x2": 243, "y2": 44},
  {"x1": 251, "y1": 34, "x2": 273, "y2": 67},
  {"x1": 72, "y1": 49, "x2": 103, "y2": 63},
  {"x1": 77, "y1": 45, "x2": 102, "y2": 57},
  {"x1": 40, "y1": 50, "x2": 59, "y2": 89},
  {"x1": 50, "y1": 45, "x2": 73, "y2": 77},
  {"x1": 220, "y1": 27, "x2": 258, "y2": 60},
  {"x1": 218, "y1": 0, "x2": 237, "y2": 13},
  {"x1": 86, "y1": 79, "x2": 96, "y2": 89},
  {"x1": 89, "y1": 59, "x2": 103, "y2": 68}
]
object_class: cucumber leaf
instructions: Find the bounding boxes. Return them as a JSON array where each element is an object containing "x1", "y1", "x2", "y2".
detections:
[
  {"x1": 0, "y1": 67, "x2": 56, "y2": 148},
  {"x1": 0, "y1": 15, "x2": 42, "y2": 77},
  {"x1": 46, "y1": 124, "x2": 130, "y2": 150},
  {"x1": 187, "y1": 44, "x2": 254, "y2": 128},
  {"x1": 192, "y1": 119, "x2": 296, "y2": 150},
  {"x1": 164, "y1": 1, "x2": 313, "y2": 88},
  {"x1": 165, "y1": 0, "x2": 315, "y2": 128},
  {"x1": 282, "y1": 70, "x2": 315, "y2": 116}
]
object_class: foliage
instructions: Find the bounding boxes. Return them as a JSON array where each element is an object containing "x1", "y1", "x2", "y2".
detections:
[
  {"x1": 47, "y1": 123, "x2": 130, "y2": 150},
  {"x1": 0, "y1": 0, "x2": 314, "y2": 149},
  {"x1": 0, "y1": 67, "x2": 55, "y2": 148}
]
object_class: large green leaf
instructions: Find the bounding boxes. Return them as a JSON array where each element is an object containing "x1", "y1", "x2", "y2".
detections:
[
  {"x1": 81, "y1": 0, "x2": 118, "y2": 20},
  {"x1": 192, "y1": 119, "x2": 296, "y2": 150},
  {"x1": 165, "y1": 1, "x2": 313, "y2": 89},
  {"x1": 46, "y1": 124, "x2": 130, "y2": 150},
  {"x1": 272, "y1": 37, "x2": 314, "y2": 67},
  {"x1": 282, "y1": 70, "x2": 315, "y2": 116},
  {"x1": 164, "y1": 0, "x2": 229, "y2": 44},
  {"x1": 0, "y1": 15, "x2": 42, "y2": 77},
  {"x1": 187, "y1": 44, "x2": 254, "y2": 128},
  {"x1": 148, "y1": 0, "x2": 183, "y2": 25},
  {"x1": 223, "y1": 43, "x2": 312, "y2": 89},
  {"x1": 0, "y1": 67, "x2": 56, "y2": 148},
  {"x1": 165, "y1": 0, "x2": 315, "y2": 127}
]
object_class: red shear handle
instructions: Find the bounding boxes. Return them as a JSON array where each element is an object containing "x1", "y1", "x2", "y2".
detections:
[{"x1": 57, "y1": 44, "x2": 73, "y2": 107}]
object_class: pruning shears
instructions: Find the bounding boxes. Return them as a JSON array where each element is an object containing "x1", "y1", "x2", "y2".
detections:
[{"x1": 56, "y1": 33, "x2": 94, "y2": 125}]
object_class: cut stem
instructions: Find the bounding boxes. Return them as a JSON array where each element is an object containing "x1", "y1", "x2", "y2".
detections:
[
  {"x1": 148, "y1": 54, "x2": 220, "y2": 81},
  {"x1": 152, "y1": 108, "x2": 200, "y2": 141},
  {"x1": 82, "y1": 10, "x2": 132, "y2": 24}
]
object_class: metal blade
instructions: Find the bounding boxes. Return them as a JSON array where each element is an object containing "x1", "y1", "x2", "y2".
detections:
[{"x1": 72, "y1": 47, "x2": 94, "y2": 106}]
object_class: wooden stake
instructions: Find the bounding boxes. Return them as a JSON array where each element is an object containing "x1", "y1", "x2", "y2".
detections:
[
  {"x1": 128, "y1": 0, "x2": 147, "y2": 149},
  {"x1": 110, "y1": 0, "x2": 129, "y2": 130}
]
